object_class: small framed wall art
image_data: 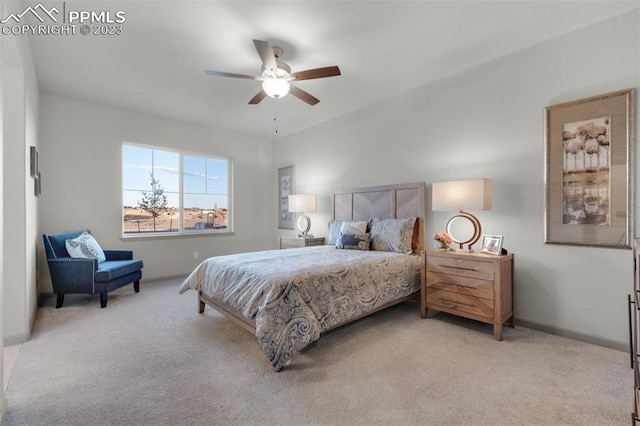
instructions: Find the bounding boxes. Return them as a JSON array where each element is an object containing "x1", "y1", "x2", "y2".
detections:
[
  {"x1": 278, "y1": 165, "x2": 295, "y2": 229},
  {"x1": 30, "y1": 146, "x2": 41, "y2": 196},
  {"x1": 30, "y1": 146, "x2": 38, "y2": 177},
  {"x1": 34, "y1": 171, "x2": 41, "y2": 197}
]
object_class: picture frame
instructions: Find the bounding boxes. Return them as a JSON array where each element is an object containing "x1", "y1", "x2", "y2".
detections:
[
  {"x1": 30, "y1": 146, "x2": 38, "y2": 177},
  {"x1": 544, "y1": 88, "x2": 634, "y2": 249},
  {"x1": 34, "y1": 171, "x2": 41, "y2": 197},
  {"x1": 278, "y1": 165, "x2": 295, "y2": 229},
  {"x1": 480, "y1": 234, "x2": 503, "y2": 255}
]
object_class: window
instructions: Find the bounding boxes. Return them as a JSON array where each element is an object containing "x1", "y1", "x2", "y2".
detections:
[{"x1": 122, "y1": 143, "x2": 231, "y2": 236}]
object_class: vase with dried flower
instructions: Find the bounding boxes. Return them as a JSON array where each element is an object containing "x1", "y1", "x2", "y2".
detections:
[{"x1": 434, "y1": 232, "x2": 453, "y2": 251}]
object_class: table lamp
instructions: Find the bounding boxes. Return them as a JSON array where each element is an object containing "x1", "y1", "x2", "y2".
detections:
[
  {"x1": 432, "y1": 179, "x2": 492, "y2": 252},
  {"x1": 288, "y1": 194, "x2": 317, "y2": 237}
]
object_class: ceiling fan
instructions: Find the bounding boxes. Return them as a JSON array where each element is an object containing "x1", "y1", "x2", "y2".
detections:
[{"x1": 205, "y1": 39, "x2": 341, "y2": 106}]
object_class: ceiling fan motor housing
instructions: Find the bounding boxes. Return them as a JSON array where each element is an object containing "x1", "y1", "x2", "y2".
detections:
[{"x1": 261, "y1": 62, "x2": 291, "y2": 79}]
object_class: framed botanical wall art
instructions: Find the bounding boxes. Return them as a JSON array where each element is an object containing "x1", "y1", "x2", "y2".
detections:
[
  {"x1": 278, "y1": 165, "x2": 295, "y2": 229},
  {"x1": 544, "y1": 88, "x2": 634, "y2": 248}
]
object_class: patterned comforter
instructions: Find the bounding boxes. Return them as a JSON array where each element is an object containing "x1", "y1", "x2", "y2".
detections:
[{"x1": 178, "y1": 245, "x2": 420, "y2": 370}]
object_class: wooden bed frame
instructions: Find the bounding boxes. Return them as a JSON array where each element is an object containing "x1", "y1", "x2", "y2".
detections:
[{"x1": 197, "y1": 181, "x2": 426, "y2": 336}]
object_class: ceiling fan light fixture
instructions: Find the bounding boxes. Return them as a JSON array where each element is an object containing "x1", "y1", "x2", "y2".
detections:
[
  {"x1": 262, "y1": 78, "x2": 290, "y2": 99},
  {"x1": 205, "y1": 39, "x2": 340, "y2": 106}
]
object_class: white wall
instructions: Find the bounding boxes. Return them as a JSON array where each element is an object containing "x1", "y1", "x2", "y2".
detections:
[
  {"x1": 273, "y1": 11, "x2": 640, "y2": 348},
  {"x1": 2, "y1": 25, "x2": 39, "y2": 346},
  {"x1": 0, "y1": 0, "x2": 5, "y2": 416},
  {"x1": 38, "y1": 94, "x2": 273, "y2": 292}
]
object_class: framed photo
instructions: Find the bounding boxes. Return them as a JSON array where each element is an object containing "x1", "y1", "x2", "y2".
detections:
[
  {"x1": 30, "y1": 146, "x2": 38, "y2": 177},
  {"x1": 34, "y1": 171, "x2": 41, "y2": 197},
  {"x1": 480, "y1": 234, "x2": 503, "y2": 255},
  {"x1": 544, "y1": 88, "x2": 634, "y2": 249},
  {"x1": 278, "y1": 165, "x2": 295, "y2": 229}
]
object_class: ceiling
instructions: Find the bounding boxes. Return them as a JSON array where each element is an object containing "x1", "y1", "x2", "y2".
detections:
[{"x1": 25, "y1": 1, "x2": 639, "y2": 140}]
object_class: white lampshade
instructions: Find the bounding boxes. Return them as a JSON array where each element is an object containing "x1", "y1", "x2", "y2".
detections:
[
  {"x1": 262, "y1": 79, "x2": 290, "y2": 99},
  {"x1": 288, "y1": 194, "x2": 317, "y2": 213},
  {"x1": 432, "y1": 179, "x2": 492, "y2": 252},
  {"x1": 432, "y1": 179, "x2": 492, "y2": 211}
]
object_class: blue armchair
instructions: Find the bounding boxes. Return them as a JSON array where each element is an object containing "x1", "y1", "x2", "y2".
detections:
[{"x1": 42, "y1": 230, "x2": 143, "y2": 308}]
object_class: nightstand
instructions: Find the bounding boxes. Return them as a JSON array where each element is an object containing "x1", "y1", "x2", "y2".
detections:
[
  {"x1": 421, "y1": 249, "x2": 514, "y2": 340},
  {"x1": 280, "y1": 236, "x2": 326, "y2": 249}
]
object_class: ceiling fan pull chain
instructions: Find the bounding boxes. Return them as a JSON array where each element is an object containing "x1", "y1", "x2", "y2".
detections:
[{"x1": 273, "y1": 100, "x2": 279, "y2": 134}]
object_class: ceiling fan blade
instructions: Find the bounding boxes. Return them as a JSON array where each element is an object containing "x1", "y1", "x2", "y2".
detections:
[
  {"x1": 253, "y1": 39, "x2": 278, "y2": 72},
  {"x1": 289, "y1": 85, "x2": 320, "y2": 106},
  {"x1": 248, "y1": 90, "x2": 268, "y2": 105},
  {"x1": 205, "y1": 70, "x2": 257, "y2": 79},
  {"x1": 290, "y1": 66, "x2": 341, "y2": 81}
]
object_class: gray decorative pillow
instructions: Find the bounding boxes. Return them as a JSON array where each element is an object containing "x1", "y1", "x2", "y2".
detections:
[
  {"x1": 327, "y1": 220, "x2": 343, "y2": 245},
  {"x1": 369, "y1": 217, "x2": 416, "y2": 254},
  {"x1": 336, "y1": 231, "x2": 370, "y2": 250},
  {"x1": 65, "y1": 231, "x2": 106, "y2": 263}
]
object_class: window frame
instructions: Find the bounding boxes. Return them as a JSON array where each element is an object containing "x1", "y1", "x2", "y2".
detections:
[{"x1": 121, "y1": 142, "x2": 233, "y2": 238}]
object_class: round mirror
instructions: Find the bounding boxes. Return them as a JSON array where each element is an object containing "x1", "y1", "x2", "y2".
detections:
[
  {"x1": 445, "y1": 212, "x2": 482, "y2": 251},
  {"x1": 446, "y1": 215, "x2": 475, "y2": 245},
  {"x1": 296, "y1": 214, "x2": 311, "y2": 236}
]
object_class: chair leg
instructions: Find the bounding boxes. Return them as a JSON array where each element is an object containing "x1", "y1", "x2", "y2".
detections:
[
  {"x1": 134, "y1": 280, "x2": 140, "y2": 293},
  {"x1": 56, "y1": 294, "x2": 64, "y2": 309},
  {"x1": 100, "y1": 292, "x2": 108, "y2": 308}
]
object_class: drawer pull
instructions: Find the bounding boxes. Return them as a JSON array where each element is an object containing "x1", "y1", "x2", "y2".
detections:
[
  {"x1": 448, "y1": 266, "x2": 479, "y2": 272},
  {"x1": 458, "y1": 283, "x2": 479, "y2": 289},
  {"x1": 442, "y1": 298, "x2": 475, "y2": 308}
]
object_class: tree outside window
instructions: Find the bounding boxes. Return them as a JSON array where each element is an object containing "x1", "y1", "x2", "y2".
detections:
[{"x1": 122, "y1": 144, "x2": 231, "y2": 235}]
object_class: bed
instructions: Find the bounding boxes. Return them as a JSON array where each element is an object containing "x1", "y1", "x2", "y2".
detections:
[{"x1": 179, "y1": 182, "x2": 426, "y2": 370}]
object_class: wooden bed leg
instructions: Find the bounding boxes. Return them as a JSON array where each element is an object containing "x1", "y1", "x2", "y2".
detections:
[{"x1": 198, "y1": 293, "x2": 205, "y2": 313}]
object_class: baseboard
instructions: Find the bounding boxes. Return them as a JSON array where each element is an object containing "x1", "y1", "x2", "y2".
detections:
[
  {"x1": 141, "y1": 274, "x2": 186, "y2": 284},
  {"x1": 37, "y1": 292, "x2": 51, "y2": 307},
  {"x1": 516, "y1": 318, "x2": 628, "y2": 352},
  {"x1": 3, "y1": 332, "x2": 29, "y2": 347}
]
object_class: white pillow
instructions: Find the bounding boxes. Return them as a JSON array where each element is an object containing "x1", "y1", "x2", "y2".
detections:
[
  {"x1": 333, "y1": 221, "x2": 369, "y2": 248},
  {"x1": 65, "y1": 232, "x2": 106, "y2": 263},
  {"x1": 340, "y1": 220, "x2": 368, "y2": 234}
]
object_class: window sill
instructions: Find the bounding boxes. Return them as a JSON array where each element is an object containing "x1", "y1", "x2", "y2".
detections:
[{"x1": 120, "y1": 231, "x2": 235, "y2": 241}]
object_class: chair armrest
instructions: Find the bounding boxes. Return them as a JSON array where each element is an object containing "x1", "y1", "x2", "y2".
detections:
[
  {"x1": 104, "y1": 250, "x2": 133, "y2": 261},
  {"x1": 46, "y1": 258, "x2": 98, "y2": 291}
]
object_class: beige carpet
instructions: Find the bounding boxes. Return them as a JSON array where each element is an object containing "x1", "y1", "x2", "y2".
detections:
[{"x1": 2, "y1": 279, "x2": 632, "y2": 425}]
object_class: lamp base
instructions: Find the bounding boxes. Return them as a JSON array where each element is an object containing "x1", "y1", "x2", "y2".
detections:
[
  {"x1": 296, "y1": 214, "x2": 311, "y2": 237},
  {"x1": 455, "y1": 247, "x2": 474, "y2": 253},
  {"x1": 446, "y1": 211, "x2": 482, "y2": 253}
]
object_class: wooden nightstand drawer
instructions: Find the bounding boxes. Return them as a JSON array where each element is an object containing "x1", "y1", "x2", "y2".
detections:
[
  {"x1": 426, "y1": 272, "x2": 494, "y2": 300},
  {"x1": 426, "y1": 256, "x2": 494, "y2": 281},
  {"x1": 426, "y1": 287, "x2": 493, "y2": 318}
]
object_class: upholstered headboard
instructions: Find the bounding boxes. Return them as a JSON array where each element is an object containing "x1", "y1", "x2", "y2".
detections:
[{"x1": 332, "y1": 182, "x2": 426, "y2": 251}]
